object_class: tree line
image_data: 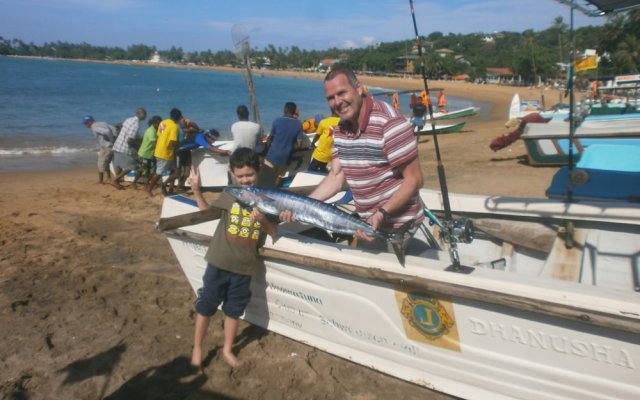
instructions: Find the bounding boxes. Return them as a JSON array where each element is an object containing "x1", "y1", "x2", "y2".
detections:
[{"x1": 1, "y1": 9, "x2": 638, "y2": 84}]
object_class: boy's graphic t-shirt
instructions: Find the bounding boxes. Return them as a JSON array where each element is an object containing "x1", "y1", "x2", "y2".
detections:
[{"x1": 204, "y1": 191, "x2": 265, "y2": 276}]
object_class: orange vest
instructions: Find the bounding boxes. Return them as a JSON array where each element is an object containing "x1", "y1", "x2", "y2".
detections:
[
  {"x1": 421, "y1": 90, "x2": 430, "y2": 106},
  {"x1": 438, "y1": 91, "x2": 447, "y2": 108},
  {"x1": 392, "y1": 93, "x2": 400, "y2": 110}
]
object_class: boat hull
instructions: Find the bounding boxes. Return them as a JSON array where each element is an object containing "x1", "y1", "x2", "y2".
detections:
[
  {"x1": 417, "y1": 121, "x2": 465, "y2": 135},
  {"x1": 160, "y1": 190, "x2": 640, "y2": 400},
  {"x1": 428, "y1": 106, "x2": 479, "y2": 120},
  {"x1": 520, "y1": 119, "x2": 640, "y2": 166}
]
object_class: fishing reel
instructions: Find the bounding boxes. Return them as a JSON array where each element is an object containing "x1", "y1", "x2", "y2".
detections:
[
  {"x1": 440, "y1": 218, "x2": 474, "y2": 245},
  {"x1": 440, "y1": 218, "x2": 475, "y2": 274}
]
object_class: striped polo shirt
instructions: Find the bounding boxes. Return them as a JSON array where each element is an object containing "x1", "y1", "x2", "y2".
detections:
[{"x1": 333, "y1": 96, "x2": 424, "y2": 229}]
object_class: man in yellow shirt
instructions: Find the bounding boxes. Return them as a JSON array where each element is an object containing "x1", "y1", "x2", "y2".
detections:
[
  {"x1": 146, "y1": 108, "x2": 182, "y2": 196},
  {"x1": 308, "y1": 113, "x2": 340, "y2": 173}
]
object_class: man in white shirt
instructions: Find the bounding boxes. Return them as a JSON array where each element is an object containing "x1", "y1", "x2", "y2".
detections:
[{"x1": 231, "y1": 105, "x2": 262, "y2": 152}]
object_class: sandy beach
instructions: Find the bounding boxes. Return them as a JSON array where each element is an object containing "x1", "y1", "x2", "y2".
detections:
[{"x1": 0, "y1": 73, "x2": 562, "y2": 399}]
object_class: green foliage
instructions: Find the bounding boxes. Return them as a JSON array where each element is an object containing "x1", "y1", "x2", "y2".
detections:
[{"x1": 2, "y1": 10, "x2": 639, "y2": 80}]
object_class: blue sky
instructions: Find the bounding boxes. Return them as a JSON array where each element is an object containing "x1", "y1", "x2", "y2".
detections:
[{"x1": 1, "y1": 0, "x2": 606, "y2": 52}]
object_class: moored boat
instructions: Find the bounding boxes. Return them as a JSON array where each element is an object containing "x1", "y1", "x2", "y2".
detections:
[
  {"x1": 158, "y1": 185, "x2": 640, "y2": 400},
  {"x1": 520, "y1": 118, "x2": 640, "y2": 166},
  {"x1": 416, "y1": 121, "x2": 466, "y2": 135},
  {"x1": 427, "y1": 106, "x2": 479, "y2": 121}
]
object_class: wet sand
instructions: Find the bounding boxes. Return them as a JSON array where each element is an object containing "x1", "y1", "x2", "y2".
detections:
[{"x1": 0, "y1": 75, "x2": 561, "y2": 399}]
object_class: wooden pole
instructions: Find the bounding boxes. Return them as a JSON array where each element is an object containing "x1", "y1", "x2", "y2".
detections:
[{"x1": 156, "y1": 208, "x2": 221, "y2": 232}]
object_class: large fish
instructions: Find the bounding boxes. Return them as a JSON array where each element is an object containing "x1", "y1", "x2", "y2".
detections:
[{"x1": 225, "y1": 186, "x2": 408, "y2": 265}]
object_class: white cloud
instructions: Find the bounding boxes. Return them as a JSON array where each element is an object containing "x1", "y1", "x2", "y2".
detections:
[
  {"x1": 341, "y1": 40, "x2": 359, "y2": 49},
  {"x1": 361, "y1": 36, "x2": 376, "y2": 46}
]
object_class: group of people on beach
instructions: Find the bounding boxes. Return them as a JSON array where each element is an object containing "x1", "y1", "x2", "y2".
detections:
[
  {"x1": 178, "y1": 65, "x2": 426, "y2": 371},
  {"x1": 86, "y1": 65, "x2": 427, "y2": 373},
  {"x1": 84, "y1": 104, "x2": 263, "y2": 196},
  {"x1": 84, "y1": 96, "x2": 345, "y2": 195}
]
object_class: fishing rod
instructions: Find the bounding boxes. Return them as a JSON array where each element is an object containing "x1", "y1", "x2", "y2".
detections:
[
  {"x1": 566, "y1": 4, "x2": 576, "y2": 203},
  {"x1": 408, "y1": 0, "x2": 473, "y2": 273}
]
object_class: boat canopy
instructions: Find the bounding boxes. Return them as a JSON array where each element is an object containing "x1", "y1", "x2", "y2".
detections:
[{"x1": 556, "y1": 0, "x2": 640, "y2": 15}]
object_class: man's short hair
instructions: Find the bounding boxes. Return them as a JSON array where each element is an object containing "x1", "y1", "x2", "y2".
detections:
[
  {"x1": 236, "y1": 105, "x2": 249, "y2": 120},
  {"x1": 324, "y1": 64, "x2": 359, "y2": 88},
  {"x1": 170, "y1": 108, "x2": 182, "y2": 121},
  {"x1": 284, "y1": 102, "x2": 297, "y2": 116}
]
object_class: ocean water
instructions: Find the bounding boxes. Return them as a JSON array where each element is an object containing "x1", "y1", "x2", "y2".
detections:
[{"x1": 0, "y1": 56, "x2": 474, "y2": 172}]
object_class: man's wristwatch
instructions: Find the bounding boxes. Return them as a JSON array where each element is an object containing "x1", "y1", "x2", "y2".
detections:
[{"x1": 377, "y1": 207, "x2": 391, "y2": 221}]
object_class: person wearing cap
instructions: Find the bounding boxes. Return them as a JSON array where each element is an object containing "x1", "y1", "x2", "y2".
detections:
[
  {"x1": 83, "y1": 115, "x2": 117, "y2": 184},
  {"x1": 146, "y1": 108, "x2": 182, "y2": 196},
  {"x1": 193, "y1": 129, "x2": 231, "y2": 156},
  {"x1": 111, "y1": 107, "x2": 147, "y2": 190}
]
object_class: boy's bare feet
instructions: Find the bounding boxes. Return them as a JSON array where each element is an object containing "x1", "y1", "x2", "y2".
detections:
[{"x1": 223, "y1": 351, "x2": 241, "y2": 368}]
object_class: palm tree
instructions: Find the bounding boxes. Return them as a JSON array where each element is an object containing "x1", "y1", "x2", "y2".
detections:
[
  {"x1": 553, "y1": 16, "x2": 567, "y2": 63},
  {"x1": 613, "y1": 34, "x2": 640, "y2": 73}
]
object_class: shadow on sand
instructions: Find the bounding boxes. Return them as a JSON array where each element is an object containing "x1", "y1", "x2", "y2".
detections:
[
  {"x1": 55, "y1": 342, "x2": 245, "y2": 399},
  {"x1": 490, "y1": 154, "x2": 530, "y2": 165}
]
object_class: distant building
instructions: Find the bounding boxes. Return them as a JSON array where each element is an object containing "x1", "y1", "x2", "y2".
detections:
[
  {"x1": 148, "y1": 51, "x2": 161, "y2": 64},
  {"x1": 485, "y1": 67, "x2": 514, "y2": 84},
  {"x1": 317, "y1": 55, "x2": 347, "y2": 73},
  {"x1": 435, "y1": 48, "x2": 455, "y2": 58}
]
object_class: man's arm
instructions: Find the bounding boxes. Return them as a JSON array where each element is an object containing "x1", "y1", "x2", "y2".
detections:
[
  {"x1": 309, "y1": 157, "x2": 346, "y2": 201},
  {"x1": 365, "y1": 156, "x2": 423, "y2": 232},
  {"x1": 207, "y1": 145, "x2": 231, "y2": 156}
]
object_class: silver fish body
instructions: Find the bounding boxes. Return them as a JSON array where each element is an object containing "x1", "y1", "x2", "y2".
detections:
[{"x1": 225, "y1": 186, "x2": 384, "y2": 239}]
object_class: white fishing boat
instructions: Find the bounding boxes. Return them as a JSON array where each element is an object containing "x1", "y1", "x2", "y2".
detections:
[
  {"x1": 519, "y1": 118, "x2": 640, "y2": 165},
  {"x1": 426, "y1": 106, "x2": 479, "y2": 121},
  {"x1": 508, "y1": 93, "x2": 569, "y2": 121},
  {"x1": 158, "y1": 179, "x2": 640, "y2": 400},
  {"x1": 158, "y1": 2, "x2": 640, "y2": 398}
]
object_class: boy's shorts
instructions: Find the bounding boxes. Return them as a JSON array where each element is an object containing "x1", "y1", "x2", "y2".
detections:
[
  {"x1": 155, "y1": 158, "x2": 175, "y2": 175},
  {"x1": 194, "y1": 263, "x2": 252, "y2": 318}
]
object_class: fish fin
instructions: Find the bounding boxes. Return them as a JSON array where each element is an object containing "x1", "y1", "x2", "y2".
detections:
[
  {"x1": 390, "y1": 239, "x2": 406, "y2": 267},
  {"x1": 386, "y1": 219, "x2": 417, "y2": 267}
]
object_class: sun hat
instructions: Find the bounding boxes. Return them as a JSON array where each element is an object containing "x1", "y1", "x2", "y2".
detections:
[{"x1": 83, "y1": 115, "x2": 94, "y2": 125}]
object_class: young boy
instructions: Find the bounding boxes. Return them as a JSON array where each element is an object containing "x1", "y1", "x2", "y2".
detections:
[{"x1": 187, "y1": 148, "x2": 277, "y2": 369}]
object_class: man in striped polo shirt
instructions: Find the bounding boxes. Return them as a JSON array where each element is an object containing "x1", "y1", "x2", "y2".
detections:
[{"x1": 283, "y1": 65, "x2": 425, "y2": 252}]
